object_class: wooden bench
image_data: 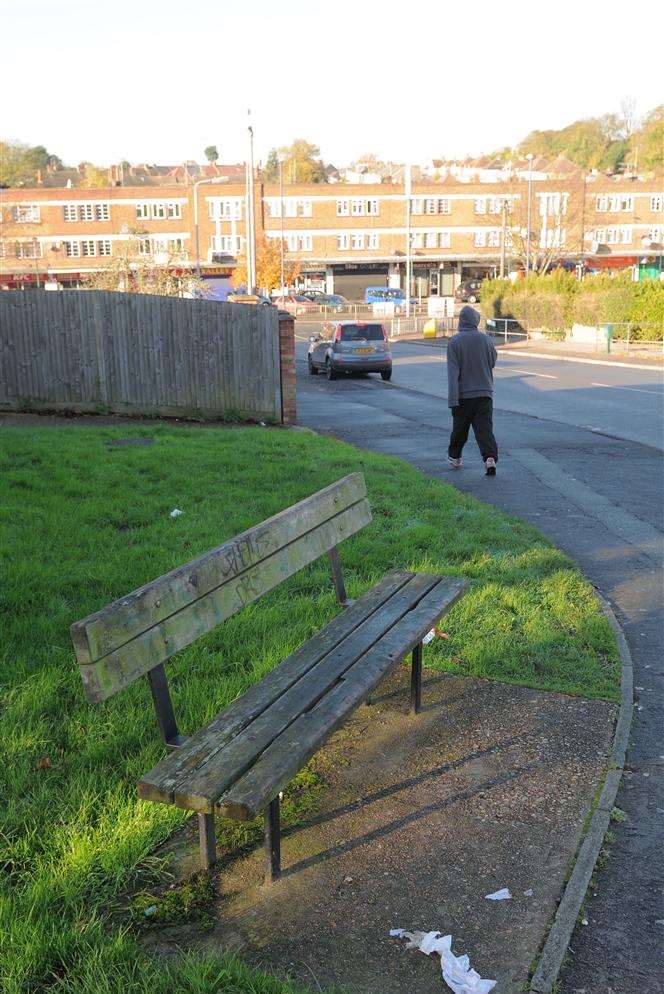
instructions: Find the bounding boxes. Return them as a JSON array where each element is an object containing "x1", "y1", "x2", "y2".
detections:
[{"x1": 71, "y1": 473, "x2": 467, "y2": 882}]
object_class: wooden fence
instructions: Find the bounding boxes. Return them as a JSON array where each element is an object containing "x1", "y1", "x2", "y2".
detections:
[{"x1": 0, "y1": 290, "x2": 286, "y2": 422}]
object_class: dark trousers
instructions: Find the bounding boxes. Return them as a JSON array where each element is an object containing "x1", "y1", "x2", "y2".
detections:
[{"x1": 448, "y1": 396, "x2": 498, "y2": 462}]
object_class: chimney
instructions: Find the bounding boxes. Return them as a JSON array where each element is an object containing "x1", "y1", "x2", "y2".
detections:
[{"x1": 36, "y1": 169, "x2": 43, "y2": 185}]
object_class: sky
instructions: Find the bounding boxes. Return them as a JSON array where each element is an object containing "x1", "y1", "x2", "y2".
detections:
[{"x1": 2, "y1": 0, "x2": 663, "y2": 168}]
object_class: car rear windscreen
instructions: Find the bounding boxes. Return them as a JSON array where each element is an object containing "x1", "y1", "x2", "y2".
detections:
[{"x1": 340, "y1": 324, "x2": 384, "y2": 342}]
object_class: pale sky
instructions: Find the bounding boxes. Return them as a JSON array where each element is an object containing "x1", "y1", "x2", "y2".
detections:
[{"x1": 2, "y1": 0, "x2": 663, "y2": 168}]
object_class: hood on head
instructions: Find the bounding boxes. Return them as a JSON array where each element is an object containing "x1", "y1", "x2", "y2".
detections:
[{"x1": 458, "y1": 305, "x2": 480, "y2": 330}]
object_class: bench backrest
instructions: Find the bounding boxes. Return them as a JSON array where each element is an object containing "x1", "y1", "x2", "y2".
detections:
[{"x1": 71, "y1": 473, "x2": 371, "y2": 704}]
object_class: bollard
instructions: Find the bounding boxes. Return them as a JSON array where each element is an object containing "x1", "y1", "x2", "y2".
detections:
[{"x1": 604, "y1": 324, "x2": 613, "y2": 354}]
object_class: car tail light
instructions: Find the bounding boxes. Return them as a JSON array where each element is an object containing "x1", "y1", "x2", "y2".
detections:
[{"x1": 334, "y1": 326, "x2": 342, "y2": 342}]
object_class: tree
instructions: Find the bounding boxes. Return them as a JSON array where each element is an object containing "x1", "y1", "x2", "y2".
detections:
[
  {"x1": 79, "y1": 163, "x2": 108, "y2": 187},
  {"x1": 632, "y1": 105, "x2": 664, "y2": 172},
  {"x1": 231, "y1": 237, "x2": 301, "y2": 293},
  {"x1": 204, "y1": 145, "x2": 219, "y2": 164},
  {"x1": 80, "y1": 231, "x2": 207, "y2": 297},
  {"x1": 0, "y1": 140, "x2": 63, "y2": 187},
  {"x1": 263, "y1": 139, "x2": 327, "y2": 183},
  {"x1": 496, "y1": 181, "x2": 585, "y2": 275}
]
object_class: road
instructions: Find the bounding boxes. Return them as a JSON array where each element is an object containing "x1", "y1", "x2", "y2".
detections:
[{"x1": 295, "y1": 333, "x2": 664, "y2": 994}]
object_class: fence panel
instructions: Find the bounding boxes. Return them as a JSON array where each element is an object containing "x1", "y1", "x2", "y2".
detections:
[{"x1": 0, "y1": 290, "x2": 283, "y2": 422}]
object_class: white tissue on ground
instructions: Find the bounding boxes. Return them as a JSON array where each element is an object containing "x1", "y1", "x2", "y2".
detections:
[
  {"x1": 169, "y1": 508, "x2": 183, "y2": 518},
  {"x1": 423, "y1": 629, "x2": 436, "y2": 645},
  {"x1": 485, "y1": 888, "x2": 511, "y2": 900},
  {"x1": 390, "y1": 928, "x2": 496, "y2": 994}
]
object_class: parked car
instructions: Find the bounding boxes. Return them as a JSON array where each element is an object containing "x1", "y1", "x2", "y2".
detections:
[
  {"x1": 455, "y1": 279, "x2": 483, "y2": 303},
  {"x1": 363, "y1": 286, "x2": 416, "y2": 313},
  {"x1": 272, "y1": 294, "x2": 312, "y2": 315},
  {"x1": 307, "y1": 321, "x2": 392, "y2": 381},
  {"x1": 299, "y1": 289, "x2": 328, "y2": 302},
  {"x1": 226, "y1": 293, "x2": 272, "y2": 306}
]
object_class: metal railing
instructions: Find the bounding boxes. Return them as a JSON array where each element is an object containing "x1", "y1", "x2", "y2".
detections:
[{"x1": 602, "y1": 323, "x2": 664, "y2": 355}]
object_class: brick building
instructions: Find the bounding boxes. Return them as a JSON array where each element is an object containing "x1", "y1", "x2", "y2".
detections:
[{"x1": 1, "y1": 174, "x2": 662, "y2": 295}]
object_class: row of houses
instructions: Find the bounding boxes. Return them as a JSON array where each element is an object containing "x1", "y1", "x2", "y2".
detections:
[{"x1": 1, "y1": 173, "x2": 662, "y2": 298}]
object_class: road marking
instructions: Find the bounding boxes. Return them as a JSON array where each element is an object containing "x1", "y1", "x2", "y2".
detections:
[
  {"x1": 590, "y1": 382, "x2": 664, "y2": 396},
  {"x1": 500, "y1": 349, "x2": 661, "y2": 372},
  {"x1": 509, "y1": 368, "x2": 558, "y2": 379},
  {"x1": 510, "y1": 448, "x2": 663, "y2": 568}
]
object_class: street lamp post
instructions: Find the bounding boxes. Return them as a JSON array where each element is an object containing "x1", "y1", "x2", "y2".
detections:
[
  {"x1": 499, "y1": 199, "x2": 508, "y2": 278},
  {"x1": 525, "y1": 153, "x2": 534, "y2": 276},
  {"x1": 246, "y1": 112, "x2": 257, "y2": 294},
  {"x1": 278, "y1": 152, "x2": 286, "y2": 299},
  {"x1": 193, "y1": 176, "x2": 229, "y2": 278},
  {"x1": 405, "y1": 164, "x2": 412, "y2": 317}
]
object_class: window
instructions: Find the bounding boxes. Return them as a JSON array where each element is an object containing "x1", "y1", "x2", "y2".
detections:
[
  {"x1": 366, "y1": 199, "x2": 379, "y2": 216},
  {"x1": 351, "y1": 233, "x2": 365, "y2": 250},
  {"x1": 367, "y1": 232, "x2": 378, "y2": 249},
  {"x1": 350, "y1": 199, "x2": 365, "y2": 216},
  {"x1": 438, "y1": 198, "x2": 451, "y2": 214},
  {"x1": 138, "y1": 238, "x2": 151, "y2": 255},
  {"x1": 596, "y1": 196, "x2": 608, "y2": 212},
  {"x1": 488, "y1": 198, "x2": 506, "y2": 214},
  {"x1": 12, "y1": 205, "x2": 41, "y2": 223},
  {"x1": 151, "y1": 239, "x2": 168, "y2": 254},
  {"x1": 81, "y1": 240, "x2": 96, "y2": 256},
  {"x1": 605, "y1": 195, "x2": 633, "y2": 212},
  {"x1": 64, "y1": 241, "x2": 81, "y2": 257},
  {"x1": 474, "y1": 230, "x2": 487, "y2": 247},
  {"x1": 166, "y1": 203, "x2": 181, "y2": 219},
  {"x1": 136, "y1": 203, "x2": 150, "y2": 220},
  {"x1": 96, "y1": 203, "x2": 110, "y2": 220},
  {"x1": 152, "y1": 203, "x2": 167, "y2": 219},
  {"x1": 410, "y1": 198, "x2": 423, "y2": 215},
  {"x1": 540, "y1": 193, "x2": 567, "y2": 216},
  {"x1": 439, "y1": 231, "x2": 451, "y2": 248},
  {"x1": 474, "y1": 198, "x2": 487, "y2": 214},
  {"x1": 211, "y1": 235, "x2": 241, "y2": 254},
  {"x1": 425, "y1": 199, "x2": 437, "y2": 215},
  {"x1": 410, "y1": 232, "x2": 424, "y2": 249},
  {"x1": 336, "y1": 199, "x2": 350, "y2": 216},
  {"x1": 16, "y1": 241, "x2": 42, "y2": 258},
  {"x1": 425, "y1": 231, "x2": 438, "y2": 248},
  {"x1": 541, "y1": 228, "x2": 566, "y2": 248},
  {"x1": 63, "y1": 205, "x2": 78, "y2": 222},
  {"x1": 167, "y1": 238, "x2": 184, "y2": 253},
  {"x1": 298, "y1": 199, "x2": 312, "y2": 217},
  {"x1": 286, "y1": 234, "x2": 298, "y2": 252},
  {"x1": 650, "y1": 195, "x2": 663, "y2": 213},
  {"x1": 337, "y1": 233, "x2": 349, "y2": 250},
  {"x1": 606, "y1": 226, "x2": 631, "y2": 244},
  {"x1": 298, "y1": 235, "x2": 312, "y2": 251},
  {"x1": 594, "y1": 228, "x2": 606, "y2": 244},
  {"x1": 80, "y1": 204, "x2": 94, "y2": 222},
  {"x1": 209, "y1": 199, "x2": 242, "y2": 220},
  {"x1": 267, "y1": 199, "x2": 281, "y2": 218},
  {"x1": 488, "y1": 230, "x2": 501, "y2": 247},
  {"x1": 284, "y1": 199, "x2": 298, "y2": 218},
  {"x1": 98, "y1": 240, "x2": 112, "y2": 256},
  {"x1": 648, "y1": 227, "x2": 662, "y2": 243},
  {"x1": 423, "y1": 198, "x2": 451, "y2": 214}
]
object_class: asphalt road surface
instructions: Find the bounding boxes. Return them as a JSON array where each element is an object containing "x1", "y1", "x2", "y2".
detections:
[{"x1": 295, "y1": 334, "x2": 664, "y2": 994}]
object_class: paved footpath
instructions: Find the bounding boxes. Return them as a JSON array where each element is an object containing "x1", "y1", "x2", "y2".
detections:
[{"x1": 296, "y1": 351, "x2": 664, "y2": 994}]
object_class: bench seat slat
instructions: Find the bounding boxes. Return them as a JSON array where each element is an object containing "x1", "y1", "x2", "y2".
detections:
[
  {"x1": 79, "y1": 499, "x2": 371, "y2": 703},
  {"x1": 167, "y1": 573, "x2": 441, "y2": 811},
  {"x1": 217, "y1": 577, "x2": 468, "y2": 820},
  {"x1": 137, "y1": 569, "x2": 414, "y2": 806}
]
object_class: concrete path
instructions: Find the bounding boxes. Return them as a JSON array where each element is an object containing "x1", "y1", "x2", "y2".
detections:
[{"x1": 296, "y1": 344, "x2": 664, "y2": 994}]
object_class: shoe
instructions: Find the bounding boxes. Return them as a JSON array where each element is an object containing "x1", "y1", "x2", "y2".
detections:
[
  {"x1": 485, "y1": 457, "x2": 497, "y2": 476},
  {"x1": 447, "y1": 456, "x2": 462, "y2": 469}
]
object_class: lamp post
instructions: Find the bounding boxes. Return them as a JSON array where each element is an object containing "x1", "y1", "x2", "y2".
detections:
[
  {"x1": 405, "y1": 163, "x2": 412, "y2": 317},
  {"x1": 246, "y1": 112, "x2": 257, "y2": 294},
  {"x1": 499, "y1": 199, "x2": 508, "y2": 278},
  {"x1": 278, "y1": 151, "x2": 286, "y2": 299},
  {"x1": 525, "y1": 153, "x2": 534, "y2": 276},
  {"x1": 193, "y1": 176, "x2": 229, "y2": 277}
]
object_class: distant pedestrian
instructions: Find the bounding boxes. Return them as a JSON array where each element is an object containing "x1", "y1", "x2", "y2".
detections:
[{"x1": 446, "y1": 305, "x2": 498, "y2": 475}]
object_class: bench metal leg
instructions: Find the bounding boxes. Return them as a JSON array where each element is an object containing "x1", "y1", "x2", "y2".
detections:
[
  {"x1": 198, "y1": 811, "x2": 217, "y2": 870},
  {"x1": 264, "y1": 796, "x2": 281, "y2": 883},
  {"x1": 411, "y1": 642, "x2": 423, "y2": 714}
]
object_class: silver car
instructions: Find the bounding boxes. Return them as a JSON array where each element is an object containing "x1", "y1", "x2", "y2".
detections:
[{"x1": 307, "y1": 321, "x2": 392, "y2": 381}]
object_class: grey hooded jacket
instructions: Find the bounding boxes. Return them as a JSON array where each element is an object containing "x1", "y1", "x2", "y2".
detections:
[{"x1": 446, "y1": 306, "x2": 497, "y2": 408}]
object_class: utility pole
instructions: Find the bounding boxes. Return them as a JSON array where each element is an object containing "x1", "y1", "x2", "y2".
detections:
[
  {"x1": 246, "y1": 110, "x2": 257, "y2": 294},
  {"x1": 525, "y1": 153, "x2": 534, "y2": 276},
  {"x1": 499, "y1": 199, "x2": 508, "y2": 278},
  {"x1": 405, "y1": 163, "x2": 412, "y2": 317}
]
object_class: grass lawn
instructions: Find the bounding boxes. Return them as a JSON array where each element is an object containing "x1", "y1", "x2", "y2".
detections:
[{"x1": 0, "y1": 423, "x2": 619, "y2": 994}]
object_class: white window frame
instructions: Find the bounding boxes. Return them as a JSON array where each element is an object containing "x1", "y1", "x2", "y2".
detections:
[
  {"x1": 267, "y1": 199, "x2": 281, "y2": 218},
  {"x1": 367, "y1": 232, "x2": 378, "y2": 249},
  {"x1": 16, "y1": 240, "x2": 42, "y2": 259},
  {"x1": 96, "y1": 203, "x2": 110, "y2": 221},
  {"x1": 136, "y1": 203, "x2": 150, "y2": 220},
  {"x1": 283, "y1": 198, "x2": 298, "y2": 218},
  {"x1": 286, "y1": 234, "x2": 298, "y2": 252},
  {"x1": 351, "y1": 232, "x2": 365, "y2": 250},
  {"x1": 606, "y1": 226, "x2": 631, "y2": 245},
  {"x1": 425, "y1": 198, "x2": 438, "y2": 215},
  {"x1": 410, "y1": 232, "x2": 424, "y2": 249},
  {"x1": 650, "y1": 195, "x2": 663, "y2": 213},
  {"x1": 596, "y1": 196, "x2": 608, "y2": 212},
  {"x1": 298, "y1": 234, "x2": 312, "y2": 252},
  {"x1": 298, "y1": 199, "x2": 312, "y2": 217},
  {"x1": 424, "y1": 231, "x2": 438, "y2": 248},
  {"x1": 12, "y1": 205, "x2": 41, "y2": 223},
  {"x1": 366, "y1": 199, "x2": 379, "y2": 216},
  {"x1": 488, "y1": 230, "x2": 501, "y2": 247},
  {"x1": 63, "y1": 205, "x2": 78, "y2": 222},
  {"x1": 98, "y1": 240, "x2": 112, "y2": 256},
  {"x1": 64, "y1": 241, "x2": 81, "y2": 257},
  {"x1": 648, "y1": 226, "x2": 662, "y2": 243},
  {"x1": 81, "y1": 240, "x2": 97, "y2": 257},
  {"x1": 439, "y1": 231, "x2": 451, "y2": 248},
  {"x1": 350, "y1": 199, "x2": 366, "y2": 216},
  {"x1": 166, "y1": 203, "x2": 181, "y2": 220},
  {"x1": 151, "y1": 203, "x2": 167, "y2": 219},
  {"x1": 438, "y1": 198, "x2": 451, "y2": 214},
  {"x1": 474, "y1": 198, "x2": 487, "y2": 215},
  {"x1": 411, "y1": 198, "x2": 423, "y2": 215},
  {"x1": 337, "y1": 233, "x2": 349, "y2": 250},
  {"x1": 474, "y1": 230, "x2": 487, "y2": 247},
  {"x1": 79, "y1": 204, "x2": 95, "y2": 222},
  {"x1": 137, "y1": 237, "x2": 151, "y2": 255},
  {"x1": 336, "y1": 199, "x2": 350, "y2": 216}
]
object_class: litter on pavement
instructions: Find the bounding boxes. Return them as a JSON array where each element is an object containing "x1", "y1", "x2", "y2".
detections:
[
  {"x1": 485, "y1": 888, "x2": 511, "y2": 901},
  {"x1": 390, "y1": 929, "x2": 496, "y2": 994}
]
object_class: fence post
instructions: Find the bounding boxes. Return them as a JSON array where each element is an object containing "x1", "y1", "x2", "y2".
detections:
[{"x1": 277, "y1": 310, "x2": 296, "y2": 424}]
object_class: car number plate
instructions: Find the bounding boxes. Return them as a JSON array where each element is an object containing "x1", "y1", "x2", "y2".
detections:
[{"x1": 355, "y1": 347, "x2": 374, "y2": 354}]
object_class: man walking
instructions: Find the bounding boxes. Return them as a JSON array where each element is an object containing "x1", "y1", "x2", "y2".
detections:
[{"x1": 446, "y1": 305, "x2": 498, "y2": 475}]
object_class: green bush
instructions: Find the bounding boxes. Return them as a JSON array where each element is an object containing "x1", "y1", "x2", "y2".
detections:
[{"x1": 480, "y1": 271, "x2": 664, "y2": 339}]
